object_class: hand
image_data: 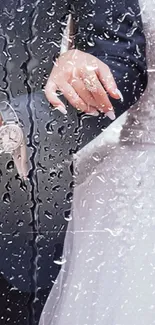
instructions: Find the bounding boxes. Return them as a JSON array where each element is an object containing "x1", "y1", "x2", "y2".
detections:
[{"x1": 45, "y1": 49, "x2": 123, "y2": 119}]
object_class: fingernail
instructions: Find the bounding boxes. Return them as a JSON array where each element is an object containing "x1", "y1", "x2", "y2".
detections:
[
  {"x1": 20, "y1": 174, "x2": 27, "y2": 181},
  {"x1": 22, "y1": 176, "x2": 27, "y2": 182},
  {"x1": 105, "y1": 110, "x2": 116, "y2": 120},
  {"x1": 55, "y1": 105, "x2": 67, "y2": 115},
  {"x1": 114, "y1": 89, "x2": 124, "y2": 102},
  {"x1": 86, "y1": 111, "x2": 99, "y2": 116}
]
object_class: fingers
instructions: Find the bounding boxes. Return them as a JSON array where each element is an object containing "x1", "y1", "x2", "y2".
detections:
[
  {"x1": 45, "y1": 51, "x2": 123, "y2": 118},
  {"x1": 96, "y1": 59, "x2": 123, "y2": 101},
  {"x1": 71, "y1": 79, "x2": 97, "y2": 107},
  {"x1": 83, "y1": 70, "x2": 115, "y2": 117},
  {"x1": 45, "y1": 79, "x2": 67, "y2": 114},
  {"x1": 45, "y1": 77, "x2": 98, "y2": 114},
  {"x1": 58, "y1": 82, "x2": 98, "y2": 114},
  {"x1": 46, "y1": 74, "x2": 115, "y2": 118}
]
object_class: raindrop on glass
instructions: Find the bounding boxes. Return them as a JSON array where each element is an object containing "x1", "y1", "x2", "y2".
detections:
[
  {"x1": 53, "y1": 256, "x2": 66, "y2": 266},
  {"x1": 44, "y1": 210, "x2": 53, "y2": 220},
  {"x1": 2, "y1": 192, "x2": 11, "y2": 204}
]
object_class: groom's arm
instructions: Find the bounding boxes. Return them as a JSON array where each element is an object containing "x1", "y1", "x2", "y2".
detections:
[{"x1": 73, "y1": 0, "x2": 148, "y2": 117}]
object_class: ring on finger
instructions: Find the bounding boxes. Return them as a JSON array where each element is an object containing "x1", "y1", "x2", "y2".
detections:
[{"x1": 83, "y1": 73, "x2": 99, "y2": 92}]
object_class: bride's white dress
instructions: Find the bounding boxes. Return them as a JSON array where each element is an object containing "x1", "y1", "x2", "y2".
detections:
[{"x1": 39, "y1": 2, "x2": 155, "y2": 324}]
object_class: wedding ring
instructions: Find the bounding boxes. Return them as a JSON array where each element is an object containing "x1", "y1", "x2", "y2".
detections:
[{"x1": 83, "y1": 73, "x2": 98, "y2": 92}]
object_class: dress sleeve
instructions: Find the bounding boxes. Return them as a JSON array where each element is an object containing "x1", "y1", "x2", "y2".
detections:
[{"x1": 72, "y1": 0, "x2": 148, "y2": 117}]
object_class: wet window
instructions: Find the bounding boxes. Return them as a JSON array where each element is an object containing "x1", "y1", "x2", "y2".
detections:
[{"x1": 0, "y1": 0, "x2": 153, "y2": 324}]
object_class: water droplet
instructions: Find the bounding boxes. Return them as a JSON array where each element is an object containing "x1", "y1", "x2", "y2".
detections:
[
  {"x1": 69, "y1": 181, "x2": 74, "y2": 189},
  {"x1": 66, "y1": 191, "x2": 73, "y2": 203},
  {"x1": 118, "y1": 10, "x2": 135, "y2": 23},
  {"x1": 105, "y1": 227, "x2": 123, "y2": 237},
  {"x1": 17, "y1": 5, "x2": 25, "y2": 12},
  {"x1": 64, "y1": 210, "x2": 72, "y2": 221},
  {"x1": 6, "y1": 160, "x2": 14, "y2": 172},
  {"x1": 103, "y1": 31, "x2": 110, "y2": 39},
  {"x1": 44, "y1": 210, "x2": 53, "y2": 220},
  {"x1": 36, "y1": 234, "x2": 45, "y2": 243},
  {"x1": 5, "y1": 181, "x2": 11, "y2": 191},
  {"x1": 106, "y1": 16, "x2": 113, "y2": 25},
  {"x1": 47, "y1": 197, "x2": 52, "y2": 203},
  {"x1": 46, "y1": 121, "x2": 54, "y2": 134},
  {"x1": 58, "y1": 126, "x2": 66, "y2": 138},
  {"x1": 58, "y1": 170, "x2": 63, "y2": 179},
  {"x1": 92, "y1": 152, "x2": 101, "y2": 162},
  {"x1": 87, "y1": 34, "x2": 95, "y2": 47},
  {"x1": 17, "y1": 220, "x2": 24, "y2": 227},
  {"x1": 126, "y1": 23, "x2": 138, "y2": 37},
  {"x1": 52, "y1": 185, "x2": 60, "y2": 192},
  {"x1": 7, "y1": 21, "x2": 14, "y2": 31},
  {"x1": 49, "y1": 170, "x2": 57, "y2": 178},
  {"x1": 88, "y1": 10, "x2": 95, "y2": 17},
  {"x1": 12, "y1": 231, "x2": 20, "y2": 237},
  {"x1": 47, "y1": 7, "x2": 55, "y2": 17},
  {"x1": 53, "y1": 256, "x2": 66, "y2": 266},
  {"x1": 33, "y1": 134, "x2": 40, "y2": 145},
  {"x1": 38, "y1": 162, "x2": 47, "y2": 172},
  {"x1": 2, "y1": 193, "x2": 11, "y2": 204},
  {"x1": 87, "y1": 23, "x2": 94, "y2": 31},
  {"x1": 21, "y1": 17, "x2": 26, "y2": 25}
]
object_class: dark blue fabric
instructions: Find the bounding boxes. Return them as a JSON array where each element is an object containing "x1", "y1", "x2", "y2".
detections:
[{"x1": 73, "y1": 0, "x2": 147, "y2": 114}]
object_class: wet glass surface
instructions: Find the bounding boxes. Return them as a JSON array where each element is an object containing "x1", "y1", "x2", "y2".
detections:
[
  {"x1": 0, "y1": 0, "x2": 153, "y2": 324},
  {"x1": 0, "y1": 1, "x2": 71, "y2": 324}
]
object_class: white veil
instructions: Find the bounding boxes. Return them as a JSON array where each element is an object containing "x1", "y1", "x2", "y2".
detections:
[{"x1": 39, "y1": 1, "x2": 155, "y2": 324}]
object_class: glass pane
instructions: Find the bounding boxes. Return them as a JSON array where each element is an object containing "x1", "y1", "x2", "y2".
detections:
[{"x1": 0, "y1": 0, "x2": 152, "y2": 324}]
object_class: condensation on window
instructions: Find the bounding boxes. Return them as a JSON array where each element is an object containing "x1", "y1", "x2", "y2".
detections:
[{"x1": 0, "y1": 0, "x2": 154, "y2": 324}]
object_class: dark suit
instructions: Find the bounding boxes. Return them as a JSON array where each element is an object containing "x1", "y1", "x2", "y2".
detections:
[{"x1": 0, "y1": 0, "x2": 147, "y2": 324}]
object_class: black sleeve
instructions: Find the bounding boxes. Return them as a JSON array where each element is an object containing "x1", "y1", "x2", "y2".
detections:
[{"x1": 71, "y1": 0, "x2": 148, "y2": 117}]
